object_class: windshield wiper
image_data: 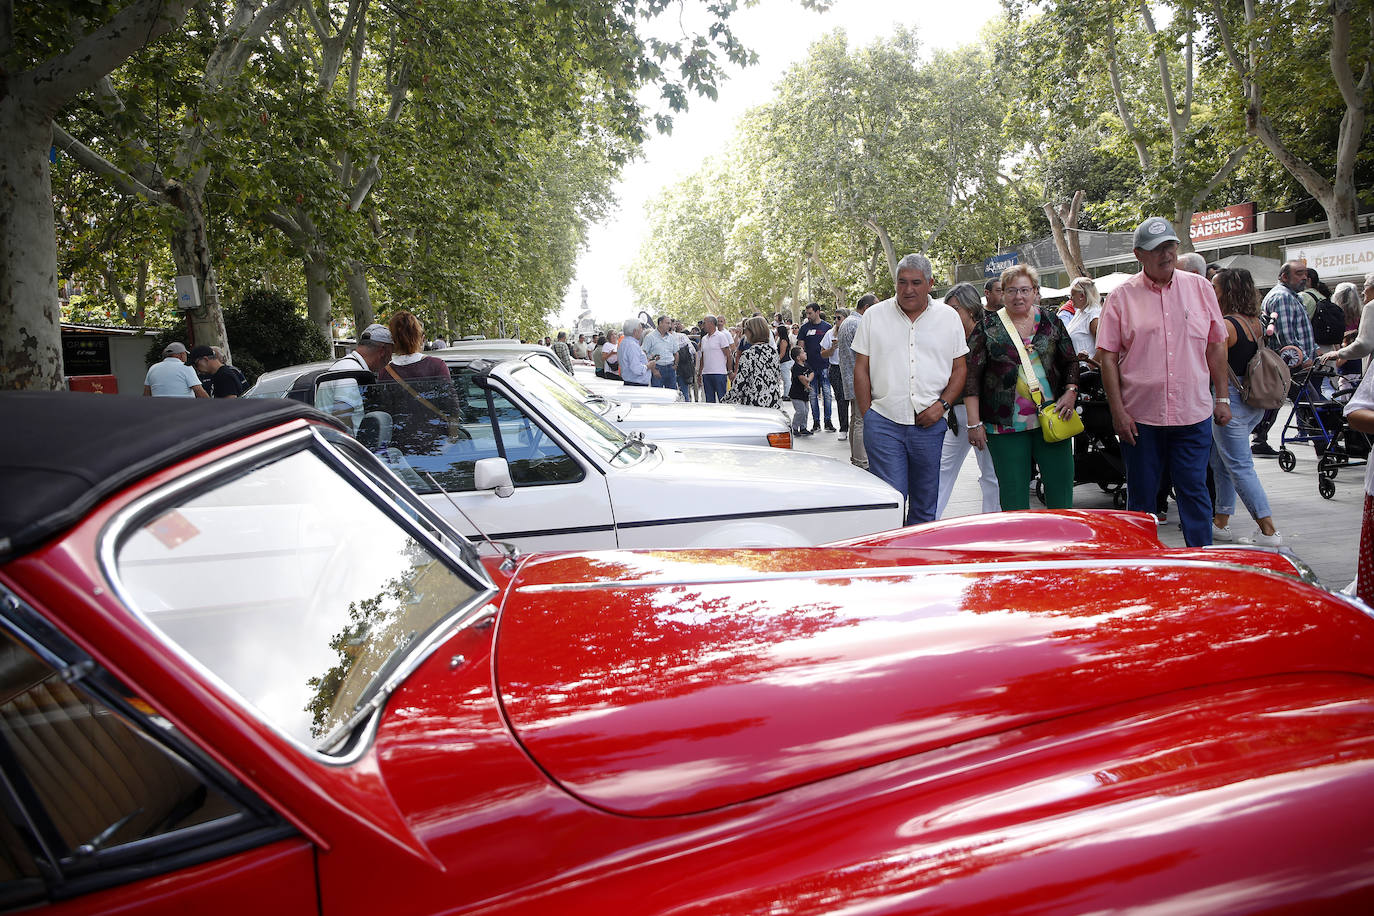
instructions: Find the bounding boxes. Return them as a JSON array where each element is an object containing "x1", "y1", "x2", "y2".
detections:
[
  {"x1": 77, "y1": 808, "x2": 143, "y2": 856},
  {"x1": 581, "y1": 392, "x2": 613, "y2": 416},
  {"x1": 608, "y1": 430, "x2": 647, "y2": 463}
]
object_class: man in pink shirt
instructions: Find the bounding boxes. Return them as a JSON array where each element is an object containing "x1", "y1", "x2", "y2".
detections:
[{"x1": 1097, "y1": 217, "x2": 1231, "y2": 546}]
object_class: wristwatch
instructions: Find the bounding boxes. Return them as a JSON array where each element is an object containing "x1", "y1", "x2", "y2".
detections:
[
  {"x1": 937, "y1": 398, "x2": 951, "y2": 412},
  {"x1": 1215, "y1": 397, "x2": 1231, "y2": 404}
]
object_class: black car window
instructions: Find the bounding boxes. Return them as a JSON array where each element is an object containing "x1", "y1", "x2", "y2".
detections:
[
  {"x1": 346, "y1": 368, "x2": 582, "y2": 493},
  {"x1": 0, "y1": 624, "x2": 272, "y2": 908}
]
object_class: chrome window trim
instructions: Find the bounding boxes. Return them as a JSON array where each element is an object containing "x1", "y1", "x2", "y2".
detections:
[{"x1": 97, "y1": 428, "x2": 497, "y2": 766}]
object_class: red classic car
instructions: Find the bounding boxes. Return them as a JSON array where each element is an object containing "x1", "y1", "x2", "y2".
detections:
[{"x1": 2, "y1": 390, "x2": 1373, "y2": 914}]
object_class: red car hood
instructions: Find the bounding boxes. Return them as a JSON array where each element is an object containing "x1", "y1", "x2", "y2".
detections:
[{"x1": 494, "y1": 544, "x2": 1374, "y2": 817}]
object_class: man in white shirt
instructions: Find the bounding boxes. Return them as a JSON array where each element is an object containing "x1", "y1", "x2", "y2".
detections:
[
  {"x1": 697, "y1": 315, "x2": 735, "y2": 403},
  {"x1": 318, "y1": 324, "x2": 393, "y2": 433},
  {"x1": 143, "y1": 342, "x2": 209, "y2": 398},
  {"x1": 853, "y1": 253, "x2": 968, "y2": 525}
]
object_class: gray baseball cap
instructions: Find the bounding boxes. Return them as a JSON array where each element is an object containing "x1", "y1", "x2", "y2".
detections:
[
  {"x1": 359, "y1": 323, "x2": 393, "y2": 344},
  {"x1": 1133, "y1": 217, "x2": 1180, "y2": 251}
]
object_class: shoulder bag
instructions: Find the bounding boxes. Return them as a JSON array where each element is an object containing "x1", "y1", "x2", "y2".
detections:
[
  {"x1": 997, "y1": 309, "x2": 1083, "y2": 443},
  {"x1": 1226, "y1": 315, "x2": 1291, "y2": 410}
]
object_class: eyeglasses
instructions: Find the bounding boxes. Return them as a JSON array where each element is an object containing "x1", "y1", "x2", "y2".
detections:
[{"x1": 1006, "y1": 286, "x2": 1037, "y2": 296}]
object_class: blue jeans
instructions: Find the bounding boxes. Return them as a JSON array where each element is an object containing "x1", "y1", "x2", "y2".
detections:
[
  {"x1": 1122, "y1": 418, "x2": 1214, "y2": 546},
  {"x1": 703, "y1": 373, "x2": 727, "y2": 403},
  {"x1": 863, "y1": 408, "x2": 945, "y2": 525},
  {"x1": 676, "y1": 366, "x2": 693, "y2": 402},
  {"x1": 649, "y1": 365, "x2": 669, "y2": 388},
  {"x1": 809, "y1": 368, "x2": 833, "y2": 427},
  {"x1": 1210, "y1": 384, "x2": 1272, "y2": 522}
]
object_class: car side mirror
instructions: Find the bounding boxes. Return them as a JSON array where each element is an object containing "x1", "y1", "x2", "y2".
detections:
[{"x1": 473, "y1": 457, "x2": 514, "y2": 498}]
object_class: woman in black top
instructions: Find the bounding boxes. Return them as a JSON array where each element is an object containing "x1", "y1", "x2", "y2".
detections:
[
  {"x1": 1209, "y1": 268, "x2": 1282, "y2": 545},
  {"x1": 776, "y1": 324, "x2": 793, "y2": 401}
]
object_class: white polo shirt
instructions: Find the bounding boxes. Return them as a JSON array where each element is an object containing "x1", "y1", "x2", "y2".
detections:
[
  {"x1": 144, "y1": 357, "x2": 203, "y2": 397},
  {"x1": 851, "y1": 297, "x2": 968, "y2": 425}
]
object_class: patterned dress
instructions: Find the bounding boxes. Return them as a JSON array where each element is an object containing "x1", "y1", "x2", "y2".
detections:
[{"x1": 724, "y1": 343, "x2": 783, "y2": 409}]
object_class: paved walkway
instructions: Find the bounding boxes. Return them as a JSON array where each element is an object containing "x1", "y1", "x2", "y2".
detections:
[{"x1": 791, "y1": 406, "x2": 1363, "y2": 592}]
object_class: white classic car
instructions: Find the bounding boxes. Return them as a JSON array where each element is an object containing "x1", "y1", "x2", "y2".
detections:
[
  {"x1": 315, "y1": 357, "x2": 904, "y2": 551},
  {"x1": 248, "y1": 344, "x2": 792, "y2": 449}
]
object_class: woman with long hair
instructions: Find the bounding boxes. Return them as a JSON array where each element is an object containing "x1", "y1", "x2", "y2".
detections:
[
  {"x1": 1063, "y1": 277, "x2": 1102, "y2": 357},
  {"x1": 379, "y1": 311, "x2": 460, "y2": 456},
  {"x1": 384, "y1": 311, "x2": 450, "y2": 383},
  {"x1": 776, "y1": 323, "x2": 793, "y2": 400},
  {"x1": 1209, "y1": 268, "x2": 1282, "y2": 546}
]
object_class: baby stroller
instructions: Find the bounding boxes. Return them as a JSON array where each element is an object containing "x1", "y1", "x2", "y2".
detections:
[
  {"x1": 1033, "y1": 356, "x2": 1128, "y2": 507},
  {"x1": 1278, "y1": 362, "x2": 1370, "y2": 499}
]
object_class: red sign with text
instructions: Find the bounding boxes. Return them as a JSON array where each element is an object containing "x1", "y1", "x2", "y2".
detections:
[{"x1": 1190, "y1": 203, "x2": 1255, "y2": 242}]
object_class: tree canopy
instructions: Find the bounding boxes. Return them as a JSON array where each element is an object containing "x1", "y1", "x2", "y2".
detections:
[
  {"x1": 3, "y1": 0, "x2": 1370, "y2": 389},
  {"x1": 7, "y1": 0, "x2": 824, "y2": 388},
  {"x1": 627, "y1": 1, "x2": 1372, "y2": 322}
]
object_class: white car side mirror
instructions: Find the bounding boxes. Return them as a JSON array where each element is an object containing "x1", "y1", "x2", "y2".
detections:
[{"x1": 474, "y1": 457, "x2": 515, "y2": 498}]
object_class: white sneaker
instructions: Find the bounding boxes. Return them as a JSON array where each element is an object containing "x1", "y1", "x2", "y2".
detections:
[
  {"x1": 1240, "y1": 530, "x2": 1283, "y2": 547},
  {"x1": 1211, "y1": 524, "x2": 1235, "y2": 542},
  {"x1": 837, "y1": 432, "x2": 848, "y2": 440}
]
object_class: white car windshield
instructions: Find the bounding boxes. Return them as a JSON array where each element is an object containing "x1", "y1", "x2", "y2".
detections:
[
  {"x1": 500, "y1": 362, "x2": 647, "y2": 466},
  {"x1": 521, "y1": 353, "x2": 617, "y2": 416},
  {"x1": 111, "y1": 445, "x2": 488, "y2": 754}
]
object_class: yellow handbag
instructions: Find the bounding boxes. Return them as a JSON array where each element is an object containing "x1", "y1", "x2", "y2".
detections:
[{"x1": 996, "y1": 309, "x2": 1084, "y2": 444}]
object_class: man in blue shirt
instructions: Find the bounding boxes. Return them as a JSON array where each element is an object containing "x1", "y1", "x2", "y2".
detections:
[
  {"x1": 1252, "y1": 261, "x2": 1313, "y2": 457},
  {"x1": 618, "y1": 318, "x2": 653, "y2": 386},
  {"x1": 800, "y1": 303, "x2": 834, "y2": 431}
]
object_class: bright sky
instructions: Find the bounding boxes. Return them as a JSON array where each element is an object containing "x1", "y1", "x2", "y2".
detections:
[{"x1": 555, "y1": 0, "x2": 1004, "y2": 329}]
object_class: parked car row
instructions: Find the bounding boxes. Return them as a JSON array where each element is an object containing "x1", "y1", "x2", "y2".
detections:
[
  {"x1": 247, "y1": 343, "x2": 897, "y2": 552},
  {"x1": 3, "y1": 390, "x2": 1372, "y2": 914}
]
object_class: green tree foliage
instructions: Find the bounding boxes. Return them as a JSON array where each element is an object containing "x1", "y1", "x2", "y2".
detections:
[
  {"x1": 630, "y1": 26, "x2": 1026, "y2": 319},
  {"x1": 25, "y1": 0, "x2": 817, "y2": 390},
  {"x1": 1005, "y1": 0, "x2": 1254, "y2": 246},
  {"x1": 221, "y1": 287, "x2": 332, "y2": 382},
  {"x1": 1202, "y1": 0, "x2": 1374, "y2": 235}
]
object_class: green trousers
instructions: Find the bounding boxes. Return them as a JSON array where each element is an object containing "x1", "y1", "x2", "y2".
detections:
[{"x1": 984, "y1": 427, "x2": 1075, "y2": 510}]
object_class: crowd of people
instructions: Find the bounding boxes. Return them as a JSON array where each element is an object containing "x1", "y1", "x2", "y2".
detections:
[{"x1": 580, "y1": 219, "x2": 1374, "y2": 562}]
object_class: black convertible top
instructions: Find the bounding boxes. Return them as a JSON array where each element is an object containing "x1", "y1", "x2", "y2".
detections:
[{"x1": 0, "y1": 391, "x2": 337, "y2": 561}]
